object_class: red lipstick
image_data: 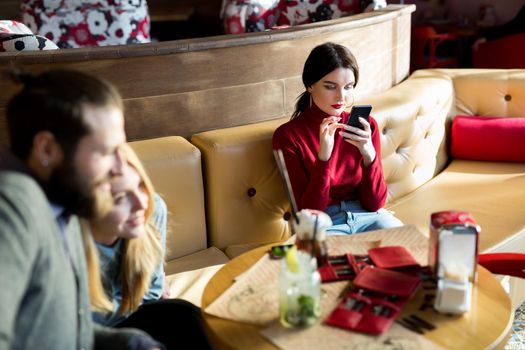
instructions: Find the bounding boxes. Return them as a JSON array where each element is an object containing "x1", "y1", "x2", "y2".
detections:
[{"x1": 332, "y1": 104, "x2": 343, "y2": 109}]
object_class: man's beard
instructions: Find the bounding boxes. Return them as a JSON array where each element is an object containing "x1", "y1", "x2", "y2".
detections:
[{"x1": 47, "y1": 160, "x2": 114, "y2": 219}]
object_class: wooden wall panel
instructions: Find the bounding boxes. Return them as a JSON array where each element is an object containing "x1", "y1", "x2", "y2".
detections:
[
  {"x1": 391, "y1": 13, "x2": 412, "y2": 85},
  {"x1": 124, "y1": 80, "x2": 285, "y2": 140},
  {"x1": 283, "y1": 77, "x2": 304, "y2": 117}
]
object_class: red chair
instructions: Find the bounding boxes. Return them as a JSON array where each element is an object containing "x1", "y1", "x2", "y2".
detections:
[
  {"x1": 473, "y1": 33, "x2": 525, "y2": 68},
  {"x1": 411, "y1": 25, "x2": 459, "y2": 71},
  {"x1": 479, "y1": 253, "x2": 525, "y2": 279}
]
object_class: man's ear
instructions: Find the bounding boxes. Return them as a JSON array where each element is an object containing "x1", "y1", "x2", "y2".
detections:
[{"x1": 30, "y1": 131, "x2": 64, "y2": 175}]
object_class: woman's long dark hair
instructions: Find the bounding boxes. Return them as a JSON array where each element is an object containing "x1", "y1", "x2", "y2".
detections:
[{"x1": 291, "y1": 42, "x2": 359, "y2": 120}]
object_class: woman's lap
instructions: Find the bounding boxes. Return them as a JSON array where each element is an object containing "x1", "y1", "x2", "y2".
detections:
[
  {"x1": 115, "y1": 298, "x2": 213, "y2": 350},
  {"x1": 325, "y1": 200, "x2": 403, "y2": 235}
]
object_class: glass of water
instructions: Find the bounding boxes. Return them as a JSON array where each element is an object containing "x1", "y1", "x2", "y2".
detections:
[{"x1": 279, "y1": 249, "x2": 321, "y2": 328}]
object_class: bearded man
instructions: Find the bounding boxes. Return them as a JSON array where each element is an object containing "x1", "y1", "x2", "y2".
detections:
[{"x1": 0, "y1": 69, "x2": 163, "y2": 350}]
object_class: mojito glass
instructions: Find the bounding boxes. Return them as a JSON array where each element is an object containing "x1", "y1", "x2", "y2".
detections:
[{"x1": 279, "y1": 250, "x2": 321, "y2": 328}]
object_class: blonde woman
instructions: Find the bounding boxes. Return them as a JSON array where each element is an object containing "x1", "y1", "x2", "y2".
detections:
[{"x1": 85, "y1": 144, "x2": 212, "y2": 350}]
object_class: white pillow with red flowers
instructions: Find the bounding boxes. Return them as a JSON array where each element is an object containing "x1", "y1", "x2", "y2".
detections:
[{"x1": 0, "y1": 20, "x2": 59, "y2": 52}]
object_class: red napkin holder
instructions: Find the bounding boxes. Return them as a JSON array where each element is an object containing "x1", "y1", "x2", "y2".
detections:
[{"x1": 325, "y1": 266, "x2": 421, "y2": 334}]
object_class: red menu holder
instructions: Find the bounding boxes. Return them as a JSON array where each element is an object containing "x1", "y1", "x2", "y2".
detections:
[
  {"x1": 368, "y1": 246, "x2": 419, "y2": 270},
  {"x1": 325, "y1": 266, "x2": 421, "y2": 334},
  {"x1": 318, "y1": 254, "x2": 371, "y2": 282}
]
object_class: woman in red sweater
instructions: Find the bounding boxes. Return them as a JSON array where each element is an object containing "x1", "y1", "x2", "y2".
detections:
[{"x1": 273, "y1": 42, "x2": 402, "y2": 234}]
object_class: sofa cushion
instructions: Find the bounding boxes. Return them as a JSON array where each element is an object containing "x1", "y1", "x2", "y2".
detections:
[
  {"x1": 191, "y1": 118, "x2": 291, "y2": 251},
  {"x1": 386, "y1": 160, "x2": 525, "y2": 254},
  {"x1": 0, "y1": 20, "x2": 58, "y2": 52},
  {"x1": 451, "y1": 115, "x2": 525, "y2": 162},
  {"x1": 166, "y1": 263, "x2": 225, "y2": 307},
  {"x1": 0, "y1": 20, "x2": 32, "y2": 34},
  {"x1": 0, "y1": 33, "x2": 59, "y2": 51},
  {"x1": 165, "y1": 247, "x2": 229, "y2": 276},
  {"x1": 129, "y1": 136, "x2": 209, "y2": 260},
  {"x1": 358, "y1": 70, "x2": 454, "y2": 203},
  {"x1": 164, "y1": 247, "x2": 229, "y2": 306},
  {"x1": 452, "y1": 70, "x2": 525, "y2": 117}
]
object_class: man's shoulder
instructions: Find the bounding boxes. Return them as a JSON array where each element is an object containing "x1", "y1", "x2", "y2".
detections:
[
  {"x1": 0, "y1": 171, "x2": 44, "y2": 198},
  {"x1": 0, "y1": 172, "x2": 54, "y2": 252},
  {"x1": 0, "y1": 171, "x2": 50, "y2": 223}
]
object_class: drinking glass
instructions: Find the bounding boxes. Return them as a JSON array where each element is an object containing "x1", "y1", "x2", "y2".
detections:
[{"x1": 279, "y1": 250, "x2": 321, "y2": 327}]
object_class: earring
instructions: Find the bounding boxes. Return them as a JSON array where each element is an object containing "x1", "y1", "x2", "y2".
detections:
[
  {"x1": 41, "y1": 159, "x2": 49, "y2": 167},
  {"x1": 309, "y1": 93, "x2": 313, "y2": 108}
]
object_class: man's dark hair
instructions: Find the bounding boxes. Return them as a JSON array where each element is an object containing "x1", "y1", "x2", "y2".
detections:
[{"x1": 6, "y1": 69, "x2": 123, "y2": 160}]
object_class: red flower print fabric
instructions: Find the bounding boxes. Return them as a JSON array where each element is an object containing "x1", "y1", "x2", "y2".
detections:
[
  {"x1": 21, "y1": 0, "x2": 151, "y2": 48},
  {"x1": 222, "y1": 0, "x2": 364, "y2": 34},
  {"x1": 0, "y1": 20, "x2": 59, "y2": 52}
]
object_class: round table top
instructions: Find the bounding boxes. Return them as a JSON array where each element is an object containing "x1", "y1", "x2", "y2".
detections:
[{"x1": 202, "y1": 244, "x2": 513, "y2": 350}]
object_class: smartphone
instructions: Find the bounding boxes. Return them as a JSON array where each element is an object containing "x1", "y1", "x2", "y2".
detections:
[
  {"x1": 347, "y1": 105, "x2": 372, "y2": 130},
  {"x1": 268, "y1": 244, "x2": 294, "y2": 259}
]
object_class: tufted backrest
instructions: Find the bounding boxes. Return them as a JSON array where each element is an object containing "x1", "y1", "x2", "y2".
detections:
[
  {"x1": 361, "y1": 68, "x2": 525, "y2": 205},
  {"x1": 129, "y1": 136, "x2": 208, "y2": 261},
  {"x1": 191, "y1": 119, "x2": 291, "y2": 253},
  {"x1": 453, "y1": 70, "x2": 525, "y2": 117},
  {"x1": 359, "y1": 71, "x2": 454, "y2": 202}
]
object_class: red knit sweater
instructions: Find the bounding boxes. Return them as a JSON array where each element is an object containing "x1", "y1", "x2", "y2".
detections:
[{"x1": 272, "y1": 104, "x2": 387, "y2": 212}]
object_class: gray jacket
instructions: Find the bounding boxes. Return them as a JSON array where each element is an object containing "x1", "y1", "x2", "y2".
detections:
[{"x1": 0, "y1": 164, "x2": 156, "y2": 349}]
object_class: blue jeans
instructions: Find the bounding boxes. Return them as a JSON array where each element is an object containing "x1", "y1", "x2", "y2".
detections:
[{"x1": 324, "y1": 200, "x2": 403, "y2": 235}]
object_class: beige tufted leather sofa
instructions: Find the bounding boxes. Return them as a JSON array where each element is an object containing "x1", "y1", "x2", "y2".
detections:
[{"x1": 130, "y1": 68, "x2": 525, "y2": 307}]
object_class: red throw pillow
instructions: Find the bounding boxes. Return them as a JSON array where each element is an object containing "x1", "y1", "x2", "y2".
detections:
[{"x1": 451, "y1": 115, "x2": 525, "y2": 162}]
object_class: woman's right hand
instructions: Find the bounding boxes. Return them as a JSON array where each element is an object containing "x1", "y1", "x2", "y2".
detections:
[{"x1": 318, "y1": 116, "x2": 343, "y2": 161}]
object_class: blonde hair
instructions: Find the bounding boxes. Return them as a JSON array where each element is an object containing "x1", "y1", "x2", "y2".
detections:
[
  {"x1": 84, "y1": 144, "x2": 164, "y2": 314},
  {"x1": 82, "y1": 220, "x2": 113, "y2": 312}
]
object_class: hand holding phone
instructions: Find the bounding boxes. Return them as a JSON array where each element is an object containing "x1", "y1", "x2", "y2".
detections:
[
  {"x1": 346, "y1": 105, "x2": 372, "y2": 130},
  {"x1": 342, "y1": 105, "x2": 376, "y2": 164}
]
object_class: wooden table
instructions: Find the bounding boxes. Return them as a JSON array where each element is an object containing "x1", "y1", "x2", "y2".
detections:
[{"x1": 202, "y1": 244, "x2": 513, "y2": 350}]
